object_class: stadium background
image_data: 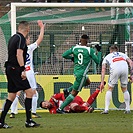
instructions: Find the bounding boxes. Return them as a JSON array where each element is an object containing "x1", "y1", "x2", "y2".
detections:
[{"x1": 0, "y1": 1, "x2": 133, "y2": 111}]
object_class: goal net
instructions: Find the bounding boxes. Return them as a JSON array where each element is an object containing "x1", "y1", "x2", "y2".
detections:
[{"x1": 0, "y1": 2, "x2": 133, "y2": 111}]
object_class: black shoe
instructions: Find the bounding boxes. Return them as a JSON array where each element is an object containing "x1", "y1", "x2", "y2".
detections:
[
  {"x1": 0, "y1": 123, "x2": 12, "y2": 129},
  {"x1": 56, "y1": 108, "x2": 66, "y2": 114},
  {"x1": 25, "y1": 119, "x2": 40, "y2": 128},
  {"x1": 32, "y1": 113, "x2": 41, "y2": 118},
  {"x1": 63, "y1": 88, "x2": 69, "y2": 99},
  {"x1": 10, "y1": 113, "x2": 15, "y2": 118}
]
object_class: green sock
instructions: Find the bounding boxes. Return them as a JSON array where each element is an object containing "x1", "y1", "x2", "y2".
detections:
[
  {"x1": 60, "y1": 94, "x2": 74, "y2": 110},
  {"x1": 68, "y1": 86, "x2": 73, "y2": 92}
]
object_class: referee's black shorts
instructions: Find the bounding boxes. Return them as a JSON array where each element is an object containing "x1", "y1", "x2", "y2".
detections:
[{"x1": 5, "y1": 66, "x2": 31, "y2": 93}]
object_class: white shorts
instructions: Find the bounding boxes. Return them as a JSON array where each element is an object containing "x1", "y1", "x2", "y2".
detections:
[
  {"x1": 108, "y1": 66, "x2": 128, "y2": 88},
  {"x1": 26, "y1": 69, "x2": 37, "y2": 90}
]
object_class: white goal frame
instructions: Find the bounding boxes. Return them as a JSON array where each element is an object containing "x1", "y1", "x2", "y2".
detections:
[{"x1": 11, "y1": 2, "x2": 133, "y2": 36}]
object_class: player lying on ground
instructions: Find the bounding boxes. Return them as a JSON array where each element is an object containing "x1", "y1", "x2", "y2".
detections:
[{"x1": 40, "y1": 83, "x2": 106, "y2": 114}]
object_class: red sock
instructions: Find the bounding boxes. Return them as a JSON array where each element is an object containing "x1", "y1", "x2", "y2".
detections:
[{"x1": 87, "y1": 90, "x2": 100, "y2": 105}]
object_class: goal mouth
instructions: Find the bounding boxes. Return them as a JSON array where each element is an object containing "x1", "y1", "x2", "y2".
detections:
[
  {"x1": 9, "y1": 2, "x2": 133, "y2": 35},
  {"x1": 0, "y1": 2, "x2": 132, "y2": 75}
]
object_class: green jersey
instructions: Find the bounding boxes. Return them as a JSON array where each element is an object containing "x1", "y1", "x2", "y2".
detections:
[{"x1": 62, "y1": 45, "x2": 100, "y2": 76}]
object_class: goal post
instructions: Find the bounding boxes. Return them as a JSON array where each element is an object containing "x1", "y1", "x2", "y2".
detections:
[{"x1": 11, "y1": 2, "x2": 133, "y2": 35}]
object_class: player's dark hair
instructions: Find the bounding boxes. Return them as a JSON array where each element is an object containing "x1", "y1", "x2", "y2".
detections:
[
  {"x1": 81, "y1": 34, "x2": 89, "y2": 39},
  {"x1": 109, "y1": 45, "x2": 119, "y2": 52},
  {"x1": 40, "y1": 101, "x2": 43, "y2": 108}
]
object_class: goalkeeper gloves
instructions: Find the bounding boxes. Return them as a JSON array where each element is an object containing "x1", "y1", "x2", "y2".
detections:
[{"x1": 95, "y1": 44, "x2": 101, "y2": 52}]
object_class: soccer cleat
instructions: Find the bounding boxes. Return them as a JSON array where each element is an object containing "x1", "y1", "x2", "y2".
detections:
[
  {"x1": 101, "y1": 110, "x2": 108, "y2": 114},
  {"x1": 0, "y1": 123, "x2": 12, "y2": 129},
  {"x1": 124, "y1": 110, "x2": 131, "y2": 114},
  {"x1": 63, "y1": 88, "x2": 69, "y2": 99},
  {"x1": 87, "y1": 106, "x2": 94, "y2": 113},
  {"x1": 10, "y1": 113, "x2": 15, "y2": 118},
  {"x1": 32, "y1": 113, "x2": 41, "y2": 118},
  {"x1": 25, "y1": 119, "x2": 40, "y2": 128},
  {"x1": 56, "y1": 108, "x2": 66, "y2": 114}
]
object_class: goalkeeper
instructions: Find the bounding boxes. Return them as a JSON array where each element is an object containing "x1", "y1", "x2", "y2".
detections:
[
  {"x1": 56, "y1": 34, "x2": 101, "y2": 114},
  {"x1": 40, "y1": 84, "x2": 104, "y2": 114}
]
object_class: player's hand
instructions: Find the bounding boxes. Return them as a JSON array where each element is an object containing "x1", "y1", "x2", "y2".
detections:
[
  {"x1": 21, "y1": 71, "x2": 27, "y2": 80},
  {"x1": 100, "y1": 82, "x2": 105, "y2": 93},
  {"x1": 37, "y1": 20, "x2": 44, "y2": 28},
  {"x1": 95, "y1": 44, "x2": 101, "y2": 52}
]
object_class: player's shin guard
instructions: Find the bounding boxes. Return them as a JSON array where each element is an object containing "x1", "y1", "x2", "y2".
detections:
[
  {"x1": 32, "y1": 92, "x2": 38, "y2": 114},
  {"x1": 0, "y1": 99, "x2": 12, "y2": 123},
  {"x1": 25, "y1": 98, "x2": 32, "y2": 122},
  {"x1": 123, "y1": 90, "x2": 130, "y2": 111},
  {"x1": 105, "y1": 90, "x2": 112, "y2": 111},
  {"x1": 11, "y1": 95, "x2": 19, "y2": 114},
  {"x1": 60, "y1": 94, "x2": 74, "y2": 110}
]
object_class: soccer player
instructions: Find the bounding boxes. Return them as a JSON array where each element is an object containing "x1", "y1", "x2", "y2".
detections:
[
  {"x1": 56, "y1": 34, "x2": 101, "y2": 113},
  {"x1": 0, "y1": 21, "x2": 40, "y2": 128},
  {"x1": 100, "y1": 45, "x2": 133, "y2": 114},
  {"x1": 10, "y1": 20, "x2": 45, "y2": 118},
  {"x1": 40, "y1": 87, "x2": 102, "y2": 114}
]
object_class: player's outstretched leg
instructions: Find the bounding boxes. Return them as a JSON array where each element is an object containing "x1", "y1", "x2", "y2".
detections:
[{"x1": 63, "y1": 88, "x2": 70, "y2": 99}]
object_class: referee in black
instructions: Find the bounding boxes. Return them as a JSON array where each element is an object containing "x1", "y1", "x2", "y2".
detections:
[{"x1": 0, "y1": 21, "x2": 40, "y2": 128}]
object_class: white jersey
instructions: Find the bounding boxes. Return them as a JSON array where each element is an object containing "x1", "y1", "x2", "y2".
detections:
[
  {"x1": 25, "y1": 42, "x2": 38, "y2": 89},
  {"x1": 102, "y1": 52, "x2": 129, "y2": 71},
  {"x1": 102, "y1": 52, "x2": 129, "y2": 87},
  {"x1": 25, "y1": 42, "x2": 38, "y2": 70}
]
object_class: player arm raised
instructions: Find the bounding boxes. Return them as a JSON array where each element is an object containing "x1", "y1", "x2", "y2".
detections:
[{"x1": 36, "y1": 20, "x2": 45, "y2": 46}]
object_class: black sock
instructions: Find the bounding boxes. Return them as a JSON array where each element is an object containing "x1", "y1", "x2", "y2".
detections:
[
  {"x1": 0, "y1": 99, "x2": 12, "y2": 124},
  {"x1": 25, "y1": 98, "x2": 32, "y2": 122}
]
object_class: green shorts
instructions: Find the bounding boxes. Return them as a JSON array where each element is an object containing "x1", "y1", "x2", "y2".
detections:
[{"x1": 73, "y1": 75, "x2": 88, "y2": 92}]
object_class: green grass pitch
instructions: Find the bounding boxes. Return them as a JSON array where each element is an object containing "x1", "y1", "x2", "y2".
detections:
[{"x1": 0, "y1": 110, "x2": 132, "y2": 133}]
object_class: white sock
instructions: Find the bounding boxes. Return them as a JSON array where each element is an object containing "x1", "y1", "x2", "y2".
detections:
[
  {"x1": 32, "y1": 91, "x2": 38, "y2": 114},
  {"x1": 105, "y1": 90, "x2": 112, "y2": 111},
  {"x1": 11, "y1": 96, "x2": 19, "y2": 114},
  {"x1": 123, "y1": 90, "x2": 130, "y2": 111}
]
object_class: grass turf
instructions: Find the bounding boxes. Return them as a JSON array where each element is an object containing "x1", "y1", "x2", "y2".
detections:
[{"x1": 0, "y1": 110, "x2": 132, "y2": 133}]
